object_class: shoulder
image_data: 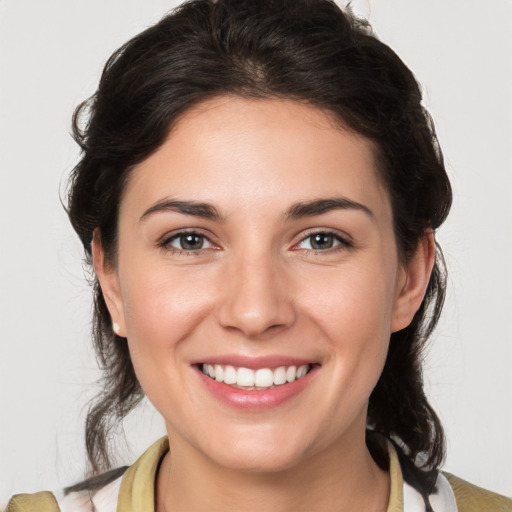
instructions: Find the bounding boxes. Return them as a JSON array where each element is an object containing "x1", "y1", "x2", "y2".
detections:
[
  {"x1": 5, "y1": 476, "x2": 122, "y2": 512},
  {"x1": 5, "y1": 491, "x2": 60, "y2": 512},
  {"x1": 443, "y1": 472, "x2": 512, "y2": 512},
  {"x1": 4, "y1": 437, "x2": 168, "y2": 512}
]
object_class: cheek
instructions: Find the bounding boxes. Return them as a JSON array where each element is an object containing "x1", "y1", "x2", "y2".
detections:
[
  {"x1": 300, "y1": 261, "x2": 396, "y2": 392},
  {"x1": 301, "y1": 260, "x2": 397, "y2": 339},
  {"x1": 119, "y1": 264, "x2": 217, "y2": 355},
  {"x1": 117, "y1": 265, "x2": 220, "y2": 414}
]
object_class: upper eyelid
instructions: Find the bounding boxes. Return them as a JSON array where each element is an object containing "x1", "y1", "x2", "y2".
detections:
[
  {"x1": 160, "y1": 231, "x2": 217, "y2": 254},
  {"x1": 295, "y1": 228, "x2": 352, "y2": 244},
  {"x1": 291, "y1": 231, "x2": 354, "y2": 254},
  {"x1": 160, "y1": 228, "x2": 215, "y2": 243}
]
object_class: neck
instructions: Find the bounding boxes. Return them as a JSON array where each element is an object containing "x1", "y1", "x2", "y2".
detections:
[{"x1": 156, "y1": 428, "x2": 390, "y2": 512}]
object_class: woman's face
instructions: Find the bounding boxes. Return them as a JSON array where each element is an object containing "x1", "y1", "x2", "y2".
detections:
[{"x1": 97, "y1": 96, "x2": 429, "y2": 472}]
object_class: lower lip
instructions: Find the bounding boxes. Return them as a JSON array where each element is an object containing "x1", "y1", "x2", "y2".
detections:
[{"x1": 195, "y1": 366, "x2": 317, "y2": 410}]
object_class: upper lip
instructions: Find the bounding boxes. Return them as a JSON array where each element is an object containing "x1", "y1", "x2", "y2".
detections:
[{"x1": 191, "y1": 355, "x2": 317, "y2": 369}]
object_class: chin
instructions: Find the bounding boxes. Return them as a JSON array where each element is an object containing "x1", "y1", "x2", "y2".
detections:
[
  {"x1": 210, "y1": 445, "x2": 305, "y2": 474},
  {"x1": 196, "y1": 426, "x2": 314, "y2": 473}
]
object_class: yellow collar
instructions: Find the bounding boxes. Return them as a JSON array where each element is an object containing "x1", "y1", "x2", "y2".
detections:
[{"x1": 117, "y1": 436, "x2": 405, "y2": 512}]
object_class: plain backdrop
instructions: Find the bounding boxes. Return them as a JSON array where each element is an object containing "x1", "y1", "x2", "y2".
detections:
[{"x1": 1, "y1": 0, "x2": 511, "y2": 504}]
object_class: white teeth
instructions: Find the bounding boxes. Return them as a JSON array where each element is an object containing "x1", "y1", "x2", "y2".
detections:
[
  {"x1": 273, "y1": 366, "x2": 287, "y2": 385},
  {"x1": 201, "y1": 363, "x2": 311, "y2": 389},
  {"x1": 297, "y1": 364, "x2": 308, "y2": 379},
  {"x1": 254, "y1": 368, "x2": 274, "y2": 387},
  {"x1": 223, "y1": 365, "x2": 237, "y2": 385},
  {"x1": 286, "y1": 366, "x2": 297, "y2": 382},
  {"x1": 237, "y1": 367, "x2": 255, "y2": 387}
]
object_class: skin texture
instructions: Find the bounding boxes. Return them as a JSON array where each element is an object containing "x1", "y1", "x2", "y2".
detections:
[{"x1": 93, "y1": 97, "x2": 435, "y2": 511}]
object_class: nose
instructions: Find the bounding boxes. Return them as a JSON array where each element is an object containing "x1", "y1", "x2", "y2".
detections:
[{"x1": 216, "y1": 251, "x2": 296, "y2": 338}]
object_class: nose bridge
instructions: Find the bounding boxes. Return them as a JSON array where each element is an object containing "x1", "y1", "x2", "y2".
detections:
[{"x1": 217, "y1": 245, "x2": 295, "y2": 337}]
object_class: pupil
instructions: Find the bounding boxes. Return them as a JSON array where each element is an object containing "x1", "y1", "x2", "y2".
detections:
[
  {"x1": 181, "y1": 234, "x2": 203, "y2": 250},
  {"x1": 311, "y1": 233, "x2": 333, "y2": 250}
]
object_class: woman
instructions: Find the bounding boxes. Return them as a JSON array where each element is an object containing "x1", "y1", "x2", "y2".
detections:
[{"x1": 6, "y1": 0, "x2": 511, "y2": 510}]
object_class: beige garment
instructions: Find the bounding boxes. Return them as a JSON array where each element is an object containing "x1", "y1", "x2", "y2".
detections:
[{"x1": 6, "y1": 437, "x2": 512, "y2": 511}]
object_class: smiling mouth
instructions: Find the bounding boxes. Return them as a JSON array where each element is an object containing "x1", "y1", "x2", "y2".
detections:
[{"x1": 199, "y1": 363, "x2": 313, "y2": 390}]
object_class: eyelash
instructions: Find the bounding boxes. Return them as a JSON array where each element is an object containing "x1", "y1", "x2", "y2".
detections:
[
  {"x1": 294, "y1": 230, "x2": 353, "y2": 253},
  {"x1": 159, "y1": 229, "x2": 353, "y2": 255},
  {"x1": 159, "y1": 230, "x2": 216, "y2": 256}
]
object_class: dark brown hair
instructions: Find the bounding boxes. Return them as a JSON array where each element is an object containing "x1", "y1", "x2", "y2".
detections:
[{"x1": 67, "y1": 0, "x2": 452, "y2": 500}]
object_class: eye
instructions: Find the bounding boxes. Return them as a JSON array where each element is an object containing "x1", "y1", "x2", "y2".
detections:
[
  {"x1": 163, "y1": 232, "x2": 214, "y2": 252},
  {"x1": 296, "y1": 231, "x2": 350, "y2": 251}
]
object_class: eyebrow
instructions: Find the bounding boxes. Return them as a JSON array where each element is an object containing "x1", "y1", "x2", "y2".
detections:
[
  {"x1": 284, "y1": 197, "x2": 374, "y2": 221},
  {"x1": 139, "y1": 196, "x2": 374, "y2": 223},
  {"x1": 140, "y1": 199, "x2": 225, "y2": 222}
]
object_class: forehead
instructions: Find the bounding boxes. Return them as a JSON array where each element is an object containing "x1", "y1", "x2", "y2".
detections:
[{"x1": 122, "y1": 96, "x2": 390, "y2": 221}]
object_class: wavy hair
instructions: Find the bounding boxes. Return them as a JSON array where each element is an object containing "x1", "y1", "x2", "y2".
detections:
[{"x1": 67, "y1": 0, "x2": 452, "y2": 500}]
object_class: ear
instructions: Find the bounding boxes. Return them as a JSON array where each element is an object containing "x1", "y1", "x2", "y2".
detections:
[
  {"x1": 92, "y1": 229, "x2": 126, "y2": 337},
  {"x1": 391, "y1": 230, "x2": 436, "y2": 333}
]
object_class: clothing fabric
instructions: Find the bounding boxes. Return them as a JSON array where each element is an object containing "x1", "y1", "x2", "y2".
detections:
[{"x1": 6, "y1": 437, "x2": 512, "y2": 512}]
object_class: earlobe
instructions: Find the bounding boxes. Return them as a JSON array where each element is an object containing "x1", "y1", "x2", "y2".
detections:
[
  {"x1": 391, "y1": 230, "x2": 436, "y2": 333},
  {"x1": 91, "y1": 230, "x2": 126, "y2": 337}
]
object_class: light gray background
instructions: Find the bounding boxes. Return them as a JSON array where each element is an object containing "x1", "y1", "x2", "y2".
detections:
[{"x1": 1, "y1": 0, "x2": 511, "y2": 504}]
